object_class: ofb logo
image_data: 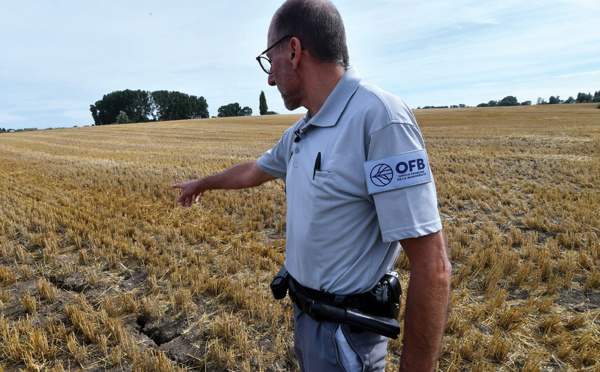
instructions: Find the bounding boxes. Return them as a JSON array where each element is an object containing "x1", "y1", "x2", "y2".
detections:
[
  {"x1": 370, "y1": 164, "x2": 393, "y2": 187},
  {"x1": 364, "y1": 150, "x2": 431, "y2": 195}
]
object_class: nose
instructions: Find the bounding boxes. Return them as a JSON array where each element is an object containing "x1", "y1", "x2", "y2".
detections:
[{"x1": 268, "y1": 73, "x2": 276, "y2": 86}]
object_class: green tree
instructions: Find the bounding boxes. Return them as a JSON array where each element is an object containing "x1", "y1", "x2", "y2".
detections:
[
  {"x1": 499, "y1": 96, "x2": 519, "y2": 106},
  {"x1": 90, "y1": 89, "x2": 152, "y2": 125},
  {"x1": 115, "y1": 110, "x2": 131, "y2": 124},
  {"x1": 593, "y1": 90, "x2": 600, "y2": 102},
  {"x1": 576, "y1": 92, "x2": 592, "y2": 103},
  {"x1": 259, "y1": 91, "x2": 268, "y2": 115},
  {"x1": 218, "y1": 103, "x2": 253, "y2": 117},
  {"x1": 548, "y1": 96, "x2": 562, "y2": 104},
  {"x1": 151, "y1": 91, "x2": 209, "y2": 121},
  {"x1": 91, "y1": 89, "x2": 209, "y2": 125}
]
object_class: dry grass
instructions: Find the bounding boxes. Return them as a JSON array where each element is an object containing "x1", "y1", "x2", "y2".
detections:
[{"x1": 1, "y1": 104, "x2": 599, "y2": 371}]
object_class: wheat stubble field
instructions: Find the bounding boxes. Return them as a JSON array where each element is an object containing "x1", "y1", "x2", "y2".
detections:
[{"x1": 0, "y1": 103, "x2": 599, "y2": 371}]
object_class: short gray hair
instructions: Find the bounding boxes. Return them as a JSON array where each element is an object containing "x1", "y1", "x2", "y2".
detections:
[{"x1": 274, "y1": 0, "x2": 350, "y2": 68}]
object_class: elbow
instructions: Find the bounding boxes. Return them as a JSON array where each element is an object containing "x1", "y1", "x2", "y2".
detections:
[
  {"x1": 410, "y1": 254, "x2": 452, "y2": 291},
  {"x1": 427, "y1": 254, "x2": 452, "y2": 290},
  {"x1": 402, "y1": 230, "x2": 452, "y2": 288},
  {"x1": 441, "y1": 256, "x2": 452, "y2": 288},
  {"x1": 441, "y1": 254, "x2": 452, "y2": 278},
  {"x1": 428, "y1": 255, "x2": 451, "y2": 290}
]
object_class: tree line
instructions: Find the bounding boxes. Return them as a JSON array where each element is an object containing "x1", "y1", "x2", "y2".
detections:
[
  {"x1": 476, "y1": 91, "x2": 600, "y2": 108},
  {"x1": 1, "y1": 128, "x2": 38, "y2": 133},
  {"x1": 2, "y1": 90, "x2": 279, "y2": 132},
  {"x1": 89, "y1": 89, "x2": 280, "y2": 125},
  {"x1": 3, "y1": 88, "x2": 597, "y2": 132},
  {"x1": 90, "y1": 90, "x2": 209, "y2": 125},
  {"x1": 418, "y1": 90, "x2": 600, "y2": 109},
  {"x1": 540, "y1": 91, "x2": 600, "y2": 105}
]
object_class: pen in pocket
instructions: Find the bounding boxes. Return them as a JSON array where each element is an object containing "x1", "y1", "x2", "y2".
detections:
[{"x1": 313, "y1": 152, "x2": 321, "y2": 180}]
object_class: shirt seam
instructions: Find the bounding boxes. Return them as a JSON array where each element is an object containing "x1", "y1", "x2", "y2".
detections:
[{"x1": 365, "y1": 121, "x2": 419, "y2": 153}]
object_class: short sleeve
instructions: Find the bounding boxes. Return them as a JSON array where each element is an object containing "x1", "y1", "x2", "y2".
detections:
[
  {"x1": 367, "y1": 123, "x2": 442, "y2": 242},
  {"x1": 257, "y1": 126, "x2": 297, "y2": 181}
]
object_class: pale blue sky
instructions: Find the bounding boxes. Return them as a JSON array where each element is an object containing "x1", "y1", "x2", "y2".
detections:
[{"x1": 1, "y1": 0, "x2": 599, "y2": 130}]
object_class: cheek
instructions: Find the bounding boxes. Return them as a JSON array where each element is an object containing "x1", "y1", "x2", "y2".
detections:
[{"x1": 272, "y1": 66, "x2": 288, "y2": 90}]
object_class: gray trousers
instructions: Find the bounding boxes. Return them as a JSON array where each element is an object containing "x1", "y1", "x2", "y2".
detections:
[{"x1": 293, "y1": 304, "x2": 389, "y2": 372}]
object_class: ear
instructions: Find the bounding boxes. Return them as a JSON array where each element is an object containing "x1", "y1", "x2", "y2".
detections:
[{"x1": 289, "y1": 37, "x2": 303, "y2": 70}]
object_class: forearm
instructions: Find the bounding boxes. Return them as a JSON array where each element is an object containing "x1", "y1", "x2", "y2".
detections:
[
  {"x1": 202, "y1": 161, "x2": 274, "y2": 190},
  {"x1": 400, "y1": 266, "x2": 451, "y2": 371},
  {"x1": 173, "y1": 161, "x2": 276, "y2": 207},
  {"x1": 399, "y1": 231, "x2": 452, "y2": 372}
]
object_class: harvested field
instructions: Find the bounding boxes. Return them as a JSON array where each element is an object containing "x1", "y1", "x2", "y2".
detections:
[{"x1": 1, "y1": 103, "x2": 599, "y2": 371}]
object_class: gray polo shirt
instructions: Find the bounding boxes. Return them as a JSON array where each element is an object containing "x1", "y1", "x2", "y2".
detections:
[{"x1": 258, "y1": 67, "x2": 442, "y2": 294}]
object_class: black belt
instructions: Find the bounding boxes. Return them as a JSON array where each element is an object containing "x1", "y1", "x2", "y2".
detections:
[
  {"x1": 287, "y1": 277, "x2": 400, "y2": 339},
  {"x1": 289, "y1": 277, "x2": 371, "y2": 308},
  {"x1": 269, "y1": 265, "x2": 401, "y2": 339}
]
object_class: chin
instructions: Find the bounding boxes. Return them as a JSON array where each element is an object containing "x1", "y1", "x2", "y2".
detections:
[
  {"x1": 284, "y1": 102, "x2": 300, "y2": 111},
  {"x1": 281, "y1": 95, "x2": 301, "y2": 111}
]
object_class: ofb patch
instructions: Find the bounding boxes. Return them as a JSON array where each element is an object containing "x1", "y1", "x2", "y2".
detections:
[{"x1": 364, "y1": 149, "x2": 432, "y2": 194}]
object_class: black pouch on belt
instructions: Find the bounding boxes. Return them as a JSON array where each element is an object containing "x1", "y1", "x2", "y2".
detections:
[
  {"x1": 270, "y1": 265, "x2": 290, "y2": 300},
  {"x1": 364, "y1": 271, "x2": 402, "y2": 319},
  {"x1": 339, "y1": 271, "x2": 402, "y2": 319}
]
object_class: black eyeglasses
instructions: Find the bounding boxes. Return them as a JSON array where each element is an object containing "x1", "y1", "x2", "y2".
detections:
[{"x1": 256, "y1": 34, "x2": 293, "y2": 74}]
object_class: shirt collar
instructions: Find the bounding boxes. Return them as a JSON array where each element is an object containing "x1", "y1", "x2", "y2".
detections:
[{"x1": 302, "y1": 66, "x2": 361, "y2": 129}]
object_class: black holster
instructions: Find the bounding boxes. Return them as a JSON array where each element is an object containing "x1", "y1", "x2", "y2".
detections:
[{"x1": 270, "y1": 265, "x2": 290, "y2": 300}]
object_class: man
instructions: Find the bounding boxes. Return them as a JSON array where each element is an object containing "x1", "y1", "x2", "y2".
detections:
[{"x1": 173, "y1": 0, "x2": 451, "y2": 371}]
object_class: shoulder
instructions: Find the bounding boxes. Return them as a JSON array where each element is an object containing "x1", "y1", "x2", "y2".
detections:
[
  {"x1": 345, "y1": 82, "x2": 421, "y2": 152},
  {"x1": 352, "y1": 82, "x2": 418, "y2": 132},
  {"x1": 348, "y1": 84, "x2": 427, "y2": 158}
]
